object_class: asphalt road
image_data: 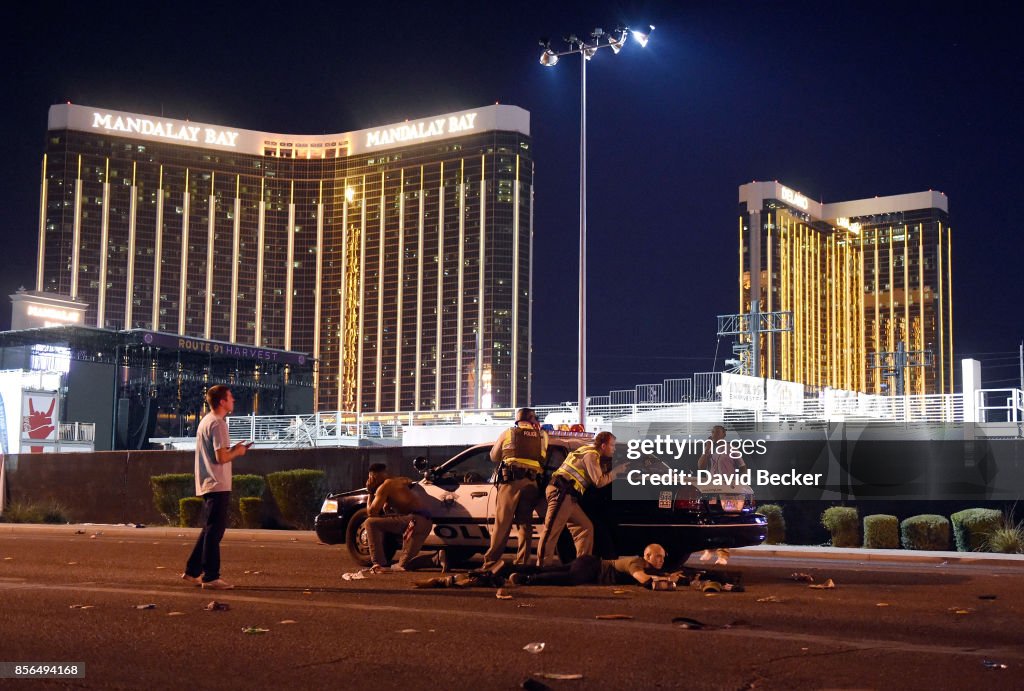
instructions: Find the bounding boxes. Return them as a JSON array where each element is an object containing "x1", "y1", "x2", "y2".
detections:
[{"x1": 1, "y1": 529, "x2": 1022, "y2": 690}]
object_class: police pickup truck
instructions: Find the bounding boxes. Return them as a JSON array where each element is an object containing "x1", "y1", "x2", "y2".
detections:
[{"x1": 314, "y1": 434, "x2": 767, "y2": 569}]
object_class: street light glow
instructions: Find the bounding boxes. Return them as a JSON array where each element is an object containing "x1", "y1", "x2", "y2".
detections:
[{"x1": 632, "y1": 24, "x2": 655, "y2": 48}]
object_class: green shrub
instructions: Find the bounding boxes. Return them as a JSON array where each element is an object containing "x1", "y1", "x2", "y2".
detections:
[
  {"x1": 151, "y1": 474, "x2": 195, "y2": 525},
  {"x1": 900, "y1": 514, "x2": 950, "y2": 550},
  {"x1": 0, "y1": 500, "x2": 71, "y2": 524},
  {"x1": 863, "y1": 514, "x2": 899, "y2": 549},
  {"x1": 266, "y1": 469, "x2": 326, "y2": 530},
  {"x1": 821, "y1": 506, "x2": 859, "y2": 547},
  {"x1": 239, "y1": 497, "x2": 264, "y2": 529},
  {"x1": 980, "y1": 515, "x2": 1024, "y2": 554},
  {"x1": 178, "y1": 497, "x2": 205, "y2": 528},
  {"x1": 950, "y1": 508, "x2": 1003, "y2": 552},
  {"x1": 759, "y1": 504, "x2": 786, "y2": 544},
  {"x1": 231, "y1": 474, "x2": 266, "y2": 527}
]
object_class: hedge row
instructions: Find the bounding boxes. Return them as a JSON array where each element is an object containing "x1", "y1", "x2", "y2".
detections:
[
  {"x1": 155, "y1": 470, "x2": 323, "y2": 530},
  {"x1": 759, "y1": 505, "x2": 1018, "y2": 553}
]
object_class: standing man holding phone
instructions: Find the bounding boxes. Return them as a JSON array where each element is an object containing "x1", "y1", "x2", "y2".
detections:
[{"x1": 181, "y1": 385, "x2": 249, "y2": 590}]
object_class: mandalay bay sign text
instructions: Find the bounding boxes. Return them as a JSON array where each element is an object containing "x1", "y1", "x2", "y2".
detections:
[
  {"x1": 364, "y1": 113, "x2": 478, "y2": 149},
  {"x1": 91, "y1": 112, "x2": 240, "y2": 147}
]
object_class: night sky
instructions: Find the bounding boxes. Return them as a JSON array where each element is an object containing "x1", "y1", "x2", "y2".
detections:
[{"x1": 2, "y1": 1, "x2": 1022, "y2": 404}]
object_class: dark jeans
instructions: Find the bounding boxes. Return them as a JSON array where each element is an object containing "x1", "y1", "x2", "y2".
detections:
[
  {"x1": 185, "y1": 491, "x2": 230, "y2": 582},
  {"x1": 510, "y1": 554, "x2": 602, "y2": 586}
]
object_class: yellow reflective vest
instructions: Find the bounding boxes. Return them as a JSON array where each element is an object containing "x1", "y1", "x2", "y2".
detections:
[{"x1": 552, "y1": 444, "x2": 597, "y2": 494}]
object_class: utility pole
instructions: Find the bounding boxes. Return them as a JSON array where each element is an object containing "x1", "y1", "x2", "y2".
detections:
[{"x1": 868, "y1": 341, "x2": 935, "y2": 395}]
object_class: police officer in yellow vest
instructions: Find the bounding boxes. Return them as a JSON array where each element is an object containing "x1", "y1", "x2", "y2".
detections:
[
  {"x1": 537, "y1": 431, "x2": 628, "y2": 566},
  {"x1": 481, "y1": 408, "x2": 548, "y2": 570}
]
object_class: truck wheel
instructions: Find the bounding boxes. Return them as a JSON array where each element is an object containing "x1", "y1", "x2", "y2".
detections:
[{"x1": 345, "y1": 508, "x2": 396, "y2": 567}]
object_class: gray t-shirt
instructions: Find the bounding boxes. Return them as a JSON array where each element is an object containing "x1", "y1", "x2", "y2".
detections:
[{"x1": 195, "y1": 413, "x2": 231, "y2": 495}]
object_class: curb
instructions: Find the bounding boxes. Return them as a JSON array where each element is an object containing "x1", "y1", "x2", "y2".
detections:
[
  {"x1": 733, "y1": 543, "x2": 1024, "y2": 567},
  {"x1": 0, "y1": 523, "x2": 323, "y2": 544}
]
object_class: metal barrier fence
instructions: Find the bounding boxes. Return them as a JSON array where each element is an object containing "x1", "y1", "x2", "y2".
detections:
[
  {"x1": 59, "y1": 422, "x2": 96, "y2": 442},
  {"x1": 217, "y1": 384, "x2": 1020, "y2": 448}
]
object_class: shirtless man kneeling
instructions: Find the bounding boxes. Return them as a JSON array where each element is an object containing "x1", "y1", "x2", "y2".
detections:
[{"x1": 363, "y1": 463, "x2": 445, "y2": 572}]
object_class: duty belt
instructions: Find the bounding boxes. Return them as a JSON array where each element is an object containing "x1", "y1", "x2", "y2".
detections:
[{"x1": 504, "y1": 464, "x2": 539, "y2": 481}]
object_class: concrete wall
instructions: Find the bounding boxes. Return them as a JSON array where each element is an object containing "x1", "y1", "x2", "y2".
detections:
[{"x1": 2, "y1": 446, "x2": 462, "y2": 525}]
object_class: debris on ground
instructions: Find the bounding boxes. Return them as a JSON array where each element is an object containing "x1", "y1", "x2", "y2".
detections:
[
  {"x1": 279, "y1": 620, "x2": 297, "y2": 625},
  {"x1": 167, "y1": 612, "x2": 185, "y2": 616},
  {"x1": 594, "y1": 614, "x2": 633, "y2": 620},
  {"x1": 398, "y1": 629, "x2": 419, "y2": 634},
  {"x1": 341, "y1": 570, "x2": 368, "y2": 581},
  {"x1": 756, "y1": 595, "x2": 782, "y2": 603},
  {"x1": 978, "y1": 594, "x2": 997, "y2": 600},
  {"x1": 809, "y1": 578, "x2": 836, "y2": 589},
  {"x1": 135, "y1": 604, "x2": 157, "y2": 610},
  {"x1": 204, "y1": 601, "x2": 230, "y2": 611},
  {"x1": 241, "y1": 626, "x2": 269, "y2": 634},
  {"x1": 949, "y1": 607, "x2": 973, "y2": 615},
  {"x1": 69, "y1": 604, "x2": 95, "y2": 609},
  {"x1": 982, "y1": 660, "x2": 1008, "y2": 670},
  {"x1": 876, "y1": 602, "x2": 890, "y2": 607},
  {"x1": 671, "y1": 617, "x2": 706, "y2": 630},
  {"x1": 789, "y1": 572, "x2": 814, "y2": 582},
  {"x1": 534, "y1": 672, "x2": 584, "y2": 680},
  {"x1": 523, "y1": 642, "x2": 546, "y2": 654}
]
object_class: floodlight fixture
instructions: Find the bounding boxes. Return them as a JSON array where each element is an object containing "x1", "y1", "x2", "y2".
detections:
[
  {"x1": 540, "y1": 48, "x2": 559, "y2": 67},
  {"x1": 631, "y1": 24, "x2": 655, "y2": 48},
  {"x1": 608, "y1": 28, "x2": 628, "y2": 54}
]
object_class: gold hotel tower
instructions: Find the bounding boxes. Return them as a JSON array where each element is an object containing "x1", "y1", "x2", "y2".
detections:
[
  {"x1": 738, "y1": 181, "x2": 953, "y2": 395},
  {"x1": 37, "y1": 104, "x2": 534, "y2": 412}
]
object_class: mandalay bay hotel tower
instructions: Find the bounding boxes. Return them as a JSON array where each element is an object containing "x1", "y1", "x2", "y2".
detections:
[
  {"x1": 36, "y1": 103, "x2": 534, "y2": 412},
  {"x1": 739, "y1": 181, "x2": 953, "y2": 395}
]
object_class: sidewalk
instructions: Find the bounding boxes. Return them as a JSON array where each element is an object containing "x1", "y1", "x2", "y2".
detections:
[
  {"x1": 3, "y1": 522, "x2": 1023, "y2": 567},
  {"x1": 734, "y1": 543, "x2": 1024, "y2": 567}
]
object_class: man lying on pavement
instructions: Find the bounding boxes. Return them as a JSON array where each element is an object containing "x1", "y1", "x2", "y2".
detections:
[{"x1": 501, "y1": 543, "x2": 679, "y2": 588}]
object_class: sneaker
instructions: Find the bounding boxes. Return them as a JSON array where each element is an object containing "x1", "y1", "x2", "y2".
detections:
[
  {"x1": 508, "y1": 572, "x2": 529, "y2": 586},
  {"x1": 181, "y1": 573, "x2": 202, "y2": 586},
  {"x1": 201, "y1": 578, "x2": 234, "y2": 590},
  {"x1": 434, "y1": 549, "x2": 448, "y2": 573},
  {"x1": 389, "y1": 564, "x2": 406, "y2": 572}
]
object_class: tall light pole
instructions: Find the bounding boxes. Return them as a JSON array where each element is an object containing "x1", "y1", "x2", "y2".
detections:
[{"x1": 539, "y1": 24, "x2": 653, "y2": 427}]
